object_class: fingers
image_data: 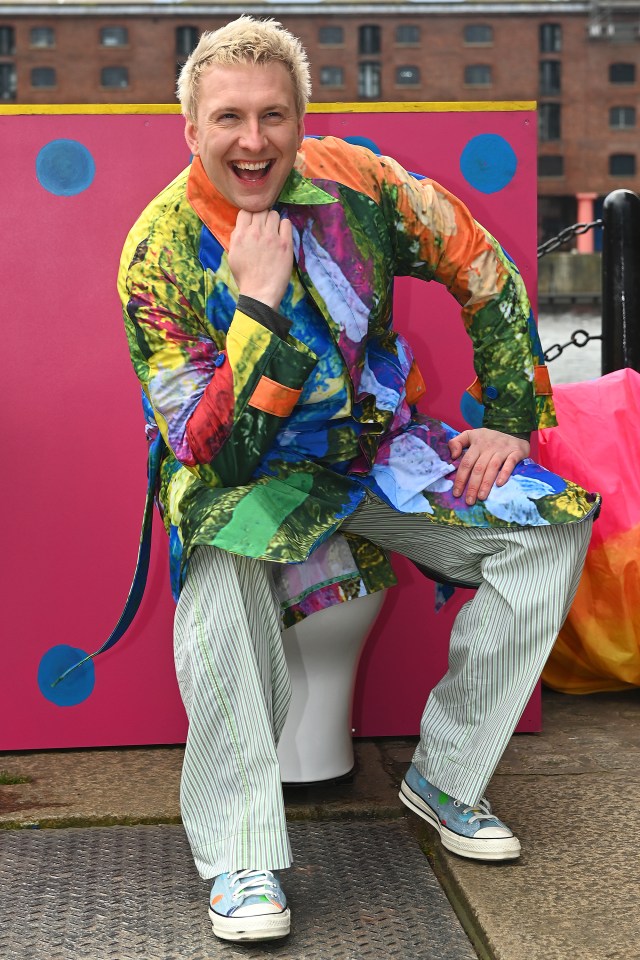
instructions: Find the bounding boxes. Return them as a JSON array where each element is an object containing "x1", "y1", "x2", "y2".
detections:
[
  {"x1": 229, "y1": 208, "x2": 293, "y2": 310},
  {"x1": 450, "y1": 429, "x2": 529, "y2": 505}
]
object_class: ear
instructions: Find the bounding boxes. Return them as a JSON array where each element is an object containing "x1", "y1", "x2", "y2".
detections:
[
  {"x1": 184, "y1": 118, "x2": 199, "y2": 156},
  {"x1": 297, "y1": 115, "x2": 305, "y2": 148}
]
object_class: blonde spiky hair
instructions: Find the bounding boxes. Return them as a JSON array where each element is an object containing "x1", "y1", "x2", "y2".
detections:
[{"x1": 177, "y1": 16, "x2": 311, "y2": 122}]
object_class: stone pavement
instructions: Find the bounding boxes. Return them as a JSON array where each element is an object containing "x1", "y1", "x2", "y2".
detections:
[{"x1": 1, "y1": 687, "x2": 638, "y2": 960}]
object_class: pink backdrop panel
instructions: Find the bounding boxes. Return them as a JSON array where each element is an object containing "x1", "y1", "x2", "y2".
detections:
[{"x1": 1, "y1": 107, "x2": 539, "y2": 749}]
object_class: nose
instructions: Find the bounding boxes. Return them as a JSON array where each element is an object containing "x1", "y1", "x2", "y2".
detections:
[{"x1": 238, "y1": 118, "x2": 268, "y2": 152}]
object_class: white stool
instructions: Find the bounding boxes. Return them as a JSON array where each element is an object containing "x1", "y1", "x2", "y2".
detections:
[{"x1": 277, "y1": 590, "x2": 386, "y2": 783}]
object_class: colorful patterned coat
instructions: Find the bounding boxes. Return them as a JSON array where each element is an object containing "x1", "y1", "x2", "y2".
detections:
[{"x1": 119, "y1": 137, "x2": 598, "y2": 621}]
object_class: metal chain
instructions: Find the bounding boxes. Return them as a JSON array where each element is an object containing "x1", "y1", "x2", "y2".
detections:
[
  {"x1": 537, "y1": 219, "x2": 603, "y2": 258},
  {"x1": 543, "y1": 328, "x2": 602, "y2": 363}
]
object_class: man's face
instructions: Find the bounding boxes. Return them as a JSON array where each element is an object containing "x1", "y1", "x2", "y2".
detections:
[{"x1": 185, "y1": 60, "x2": 305, "y2": 213}]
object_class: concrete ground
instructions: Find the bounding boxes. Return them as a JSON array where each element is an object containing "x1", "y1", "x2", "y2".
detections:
[{"x1": 1, "y1": 686, "x2": 638, "y2": 960}]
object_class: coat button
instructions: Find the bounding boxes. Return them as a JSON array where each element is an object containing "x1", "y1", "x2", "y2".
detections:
[{"x1": 485, "y1": 385, "x2": 499, "y2": 400}]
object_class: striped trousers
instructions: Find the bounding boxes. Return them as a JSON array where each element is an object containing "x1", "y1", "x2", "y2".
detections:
[{"x1": 174, "y1": 495, "x2": 592, "y2": 878}]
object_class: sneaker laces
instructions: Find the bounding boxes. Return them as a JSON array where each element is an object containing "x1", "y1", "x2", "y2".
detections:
[
  {"x1": 453, "y1": 797, "x2": 498, "y2": 824},
  {"x1": 229, "y1": 869, "x2": 278, "y2": 903}
]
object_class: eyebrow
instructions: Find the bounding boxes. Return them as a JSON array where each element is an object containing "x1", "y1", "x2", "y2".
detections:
[{"x1": 208, "y1": 102, "x2": 291, "y2": 118}]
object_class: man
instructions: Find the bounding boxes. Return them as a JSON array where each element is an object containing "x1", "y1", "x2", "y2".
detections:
[{"x1": 120, "y1": 16, "x2": 598, "y2": 943}]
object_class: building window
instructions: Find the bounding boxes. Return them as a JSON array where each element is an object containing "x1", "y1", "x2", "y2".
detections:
[
  {"x1": 359, "y1": 25, "x2": 381, "y2": 56},
  {"x1": 539, "y1": 103, "x2": 562, "y2": 141},
  {"x1": 538, "y1": 155, "x2": 564, "y2": 177},
  {"x1": 464, "y1": 24, "x2": 493, "y2": 45},
  {"x1": 30, "y1": 27, "x2": 55, "y2": 48},
  {"x1": 464, "y1": 64, "x2": 492, "y2": 86},
  {"x1": 610, "y1": 106, "x2": 636, "y2": 129},
  {"x1": 101, "y1": 66, "x2": 129, "y2": 89},
  {"x1": 540, "y1": 60, "x2": 561, "y2": 95},
  {"x1": 610, "y1": 63, "x2": 636, "y2": 84},
  {"x1": 539, "y1": 23, "x2": 562, "y2": 52},
  {"x1": 0, "y1": 61, "x2": 16, "y2": 99},
  {"x1": 358, "y1": 61, "x2": 381, "y2": 98},
  {"x1": 0, "y1": 25, "x2": 15, "y2": 55},
  {"x1": 396, "y1": 25, "x2": 420, "y2": 45},
  {"x1": 100, "y1": 26, "x2": 128, "y2": 47},
  {"x1": 319, "y1": 26, "x2": 343, "y2": 45},
  {"x1": 396, "y1": 65, "x2": 420, "y2": 86},
  {"x1": 320, "y1": 66, "x2": 344, "y2": 87},
  {"x1": 176, "y1": 26, "x2": 199, "y2": 57},
  {"x1": 609, "y1": 153, "x2": 636, "y2": 176},
  {"x1": 31, "y1": 66, "x2": 56, "y2": 88}
]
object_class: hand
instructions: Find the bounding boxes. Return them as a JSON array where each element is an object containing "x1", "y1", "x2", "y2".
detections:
[
  {"x1": 228, "y1": 209, "x2": 293, "y2": 311},
  {"x1": 448, "y1": 428, "x2": 530, "y2": 505}
]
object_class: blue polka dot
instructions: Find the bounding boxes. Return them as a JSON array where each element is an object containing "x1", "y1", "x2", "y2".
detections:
[
  {"x1": 344, "y1": 136, "x2": 381, "y2": 155},
  {"x1": 460, "y1": 134, "x2": 517, "y2": 194},
  {"x1": 36, "y1": 139, "x2": 95, "y2": 196},
  {"x1": 37, "y1": 645, "x2": 95, "y2": 707},
  {"x1": 461, "y1": 391, "x2": 485, "y2": 428}
]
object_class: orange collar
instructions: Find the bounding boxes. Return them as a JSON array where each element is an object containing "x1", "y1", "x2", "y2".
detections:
[
  {"x1": 186, "y1": 152, "x2": 337, "y2": 251},
  {"x1": 186, "y1": 156, "x2": 238, "y2": 252}
]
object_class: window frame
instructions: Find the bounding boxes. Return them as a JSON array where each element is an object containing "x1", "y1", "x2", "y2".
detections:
[
  {"x1": 539, "y1": 59, "x2": 562, "y2": 96},
  {"x1": 464, "y1": 64, "x2": 493, "y2": 87},
  {"x1": 609, "y1": 63, "x2": 636, "y2": 84},
  {"x1": 30, "y1": 65, "x2": 57, "y2": 88},
  {"x1": 539, "y1": 23, "x2": 562, "y2": 53},
  {"x1": 0, "y1": 25, "x2": 15, "y2": 56},
  {"x1": 99, "y1": 26, "x2": 129, "y2": 48},
  {"x1": 319, "y1": 65, "x2": 345, "y2": 88},
  {"x1": 175, "y1": 25, "x2": 199, "y2": 57},
  {"x1": 358, "y1": 24, "x2": 381, "y2": 56},
  {"x1": 318, "y1": 26, "x2": 344, "y2": 46},
  {"x1": 538, "y1": 155, "x2": 565, "y2": 178},
  {"x1": 609, "y1": 153, "x2": 636, "y2": 176},
  {"x1": 463, "y1": 24, "x2": 494, "y2": 46},
  {"x1": 30, "y1": 26, "x2": 55, "y2": 49},
  {"x1": 395, "y1": 24, "x2": 420, "y2": 46},
  {"x1": 539, "y1": 102, "x2": 562, "y2": 142},
  {"x1": 358, "y1": 60, "x2": 381, "y2": 98},
  {"x1": 100, "y1": 65, "x2": 130, "y2": 89},
  {"x1": 609, "y1": 106, "x2": 636, "y2": 129},
  {"x1": 0, "y1": 61, "x2": 17, "y2": 100},
  {"x1": 395, "y1": 65, "x2": 421, "y2": 86}
]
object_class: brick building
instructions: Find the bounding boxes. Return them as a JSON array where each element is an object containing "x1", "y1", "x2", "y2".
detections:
[{"x1": 1, "y1": 0, "x2": 639, "y2": 242}]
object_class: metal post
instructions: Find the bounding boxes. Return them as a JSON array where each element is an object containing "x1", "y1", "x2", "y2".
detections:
[{"x1": 601, "y1": 189, "x2": 640, "y2": 374}]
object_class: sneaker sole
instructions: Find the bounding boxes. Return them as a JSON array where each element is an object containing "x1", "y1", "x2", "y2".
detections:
[
  {"x1": 399, "y1": 781, "x2": 521, "y2": 861},
  {"x1": 209, "y1": 907, "x2": 291, "y2": 942}
]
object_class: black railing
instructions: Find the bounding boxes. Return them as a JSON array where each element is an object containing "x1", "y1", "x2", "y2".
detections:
[
  {"x1": 538, "y1": 189, "x2": 640, "y2": 374},
  {"x1": 601, "y1": 190, "x2": 640, "y2": 375}
]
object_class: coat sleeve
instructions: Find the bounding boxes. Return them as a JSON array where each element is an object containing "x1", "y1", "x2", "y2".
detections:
[
  {"x1": 121, "y1": 222, "x2": 318, "y2": 488},
  {"x1": 377, "y1": 155, "x2": 555, "y2": 434}
]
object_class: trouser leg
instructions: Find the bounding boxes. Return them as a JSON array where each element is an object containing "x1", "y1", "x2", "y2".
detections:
[
  {"x1": 173, "y1": 545, "x2": 292, "y2": 879},
  {"x1": 342, "y1": 497, "x2": 592, "y2": 806}
]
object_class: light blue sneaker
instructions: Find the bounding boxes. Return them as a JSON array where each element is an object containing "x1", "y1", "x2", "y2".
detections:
[
  {"x1": 400, "y1": 764, "x2": 521, "y2": 861},
  {"x1": 208, "y1": 869, "x2": 290, "y2": 942}
]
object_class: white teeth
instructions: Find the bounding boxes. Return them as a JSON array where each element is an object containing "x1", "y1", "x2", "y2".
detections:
[{"x1": 233, "y1": 161, "x2": 270, "y2": 171}]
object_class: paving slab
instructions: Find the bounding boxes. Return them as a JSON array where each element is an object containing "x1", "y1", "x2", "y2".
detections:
[
  {"x1": 383, "y1": 688, "x2": 640, "y2": 960},
  {"x1": 0, "y1": 740, "x2": 399, "y2": 828},
  {"x1": 0, "y1": 821, "x2": 476, "y2": 960}
]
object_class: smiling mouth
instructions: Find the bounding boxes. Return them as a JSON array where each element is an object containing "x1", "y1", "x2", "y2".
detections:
[{"x1": 231, "y1": 160, "x2": 274, "y2": 182}]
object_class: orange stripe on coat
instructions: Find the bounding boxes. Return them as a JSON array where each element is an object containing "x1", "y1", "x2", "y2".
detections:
[
  {"x1": 248, "y1": 376, "x2": 302, "y2": 417},
  {"x1": 406, "y1": 360, "x2": 427, "y2": 406},
  {"x1": 534, "y1": 365, "x2": 553, "y2": 395}
]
